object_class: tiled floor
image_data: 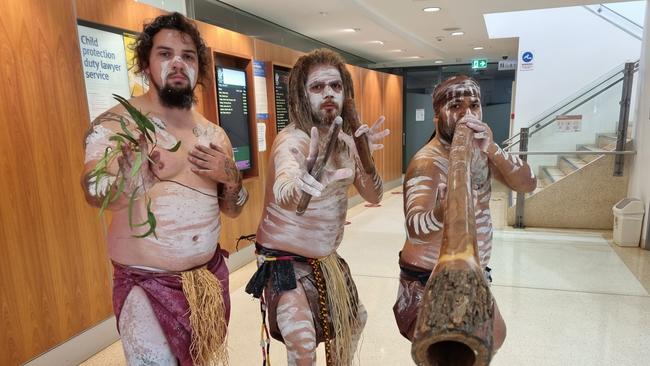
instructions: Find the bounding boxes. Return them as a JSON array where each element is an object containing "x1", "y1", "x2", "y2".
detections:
[{"x1": 81, "y1": 188, "x2": 650, "y2": 365}]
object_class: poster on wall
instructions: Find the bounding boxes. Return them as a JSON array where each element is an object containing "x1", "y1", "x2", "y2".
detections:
[
  {"x1": 556, "y1": 115, "x2": 582, "y2": 132},
  {"x1": 274, "y1": 66, "x2": 290, "y2": 133},
  {"x1": 122, "y1": 33, "x2": 149, "y2": 97},
  {"x1": 78, "y1": 24, "x2": 131, "y2": 122},
  {"x1": 253, "y1": 61, "x2": 269, "y2": 120}
]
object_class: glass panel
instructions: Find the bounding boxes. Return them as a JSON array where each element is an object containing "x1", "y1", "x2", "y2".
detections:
[{"x1": 525, "y1": 79, "x2": 623, "y2": 176}]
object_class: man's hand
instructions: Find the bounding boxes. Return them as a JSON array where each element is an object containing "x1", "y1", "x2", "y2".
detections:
[
  {"x1": 188, "y1": 143, "x2": 241, "y2": 187},
  {"x1": 117, "y1": 133, "x2": 162, "y2": 194},
  {"x1": 459, "y1": 116, "x2": 494, "y2": 152},
  {"x1": 290, "y1": 127, "x2": 353, "y2": 197},
  {"x1": 353, "y1": 116, "x2": 390, "y2": 152}
]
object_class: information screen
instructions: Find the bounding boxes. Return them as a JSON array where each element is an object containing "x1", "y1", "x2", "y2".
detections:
[
  {"x1": 274, "y1": 66, "x2": 290, "y2": 133},
  {"x1": 216, "y1": 66, "x2": 251, "y2": 171}
]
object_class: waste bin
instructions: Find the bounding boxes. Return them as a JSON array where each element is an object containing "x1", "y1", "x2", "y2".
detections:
[{"x1": 613, "y1": 198, "x2": 645, "y2": 247}]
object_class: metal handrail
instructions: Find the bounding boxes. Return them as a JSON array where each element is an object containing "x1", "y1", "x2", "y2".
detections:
[
  {"x1": 503, "y1": 61, "x2": 639, "y2": 149},
  {"x1": 583, "y1": 4, "x2": 643, "y2": 41},
  {"x1": 599, "y1": 4, "x2": 644, "y2": 30},
  {"x1": 513, "y1": 150, "x2": 636, "y2": 156}
]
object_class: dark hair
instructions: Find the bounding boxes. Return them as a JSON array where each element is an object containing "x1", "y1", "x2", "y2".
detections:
[
  {"x1": 133, "y1": 12, "x2": 209, "y2": 85},
  {"x1": 288, "y1": 48, "x2": 356, "y2": 136},
  {"x1": 432, "y1": 75, "x2": 481, "y2": 116}
]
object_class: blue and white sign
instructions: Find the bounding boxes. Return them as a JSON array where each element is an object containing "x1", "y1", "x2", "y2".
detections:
[
  {"x1": 253, "y1": 60, "x2": 269, "y2": 120},
  {"x1": 520, "y1": 50, "x2": 535, "y2": 71}
]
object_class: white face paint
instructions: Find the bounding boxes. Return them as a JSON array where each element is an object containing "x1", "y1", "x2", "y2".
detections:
[
  {"x1": 306, "y1": 65, "x2": 344, "y2": 119},
  {"x1": 160, "y1": 55, "x2": 197, "y2": 88}
]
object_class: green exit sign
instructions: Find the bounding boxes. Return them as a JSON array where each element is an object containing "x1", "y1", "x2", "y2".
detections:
[{"x1": 472, "y1": 59, "x2": 488, "y2": 69}]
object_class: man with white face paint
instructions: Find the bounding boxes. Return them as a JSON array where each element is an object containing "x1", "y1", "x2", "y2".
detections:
[
  {"x1": 81, "y1": 13, "x2": 246, "y2": 366},
  {"x1": 246, "y1": 48, "x2": 389, "y2": 366},
  {"x1": 393, "y1": 75, "x2": 537, "y2": 353}
]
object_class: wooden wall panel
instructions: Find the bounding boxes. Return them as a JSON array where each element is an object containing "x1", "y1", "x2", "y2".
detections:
[
  {"x1": 254, "y1": 39, "x2": 303, "y2": 68},
  {"x1": 382, "y1": 73, "x2": 404, "y2": 182},
  {"x1": 0, "y1": 1, "x2": 113, "y2": 364},
  {"x1": 359, "y1": 68, "x2": 386, "y2": 181}
]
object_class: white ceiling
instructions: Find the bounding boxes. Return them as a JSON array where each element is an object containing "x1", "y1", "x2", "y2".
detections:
[{"x1": 217, "y1": 0, "x2": 632, "y2": 66}]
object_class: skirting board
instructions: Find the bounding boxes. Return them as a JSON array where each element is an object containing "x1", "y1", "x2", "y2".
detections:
[{"x1": 24, "y1": 177, "x2": 403, "y2": 365}]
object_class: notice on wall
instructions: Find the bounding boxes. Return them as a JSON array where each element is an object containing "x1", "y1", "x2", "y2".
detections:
[
  {"x1": 253, "y1": 61, "x2": 269, "y2": 119},
  {"x1": 415, "y1": 108, "x2": 425, "y2": 121},
  {"x1": 123, "y1": 32, "x2": 148, "y2": 97},
  {"x1": 257, "y1": 122, "x2": 267, "y2": 152},
  {"x1": 556, "y1": 115, "x2": 582, "y2": 132},
  {"x1": 78, "y1": 25, "x2": 131, "y2": 122},
  {"x1": 520, "y1": 50, "x2": 535, "y2": 71},
  {"x1": 498, "y1": 60, "x2": 517, "y2": 71}
]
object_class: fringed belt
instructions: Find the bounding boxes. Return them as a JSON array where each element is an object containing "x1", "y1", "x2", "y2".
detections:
[{"x1": 245, "y1": 243, "x2": 310, "y2": 298}]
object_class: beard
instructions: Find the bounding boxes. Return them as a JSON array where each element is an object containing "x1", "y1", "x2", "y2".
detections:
[
  {"x1": 310, "y1": 103, "x2": 341, "y2": 127},
  {"x1": 151, "y1": 77, "x2": 195, "y2": 109}
]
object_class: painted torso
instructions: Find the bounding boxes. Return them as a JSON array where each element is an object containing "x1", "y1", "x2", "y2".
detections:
[
  {"x1": 85, "y1": 108, "x2": 227, "y2": 271},
  {"x1": 256, "y1": 125, "x2": 355, "y2": 258},
  {"x1": 400, "y1": 138, "x2": 493, "y2": 271}
]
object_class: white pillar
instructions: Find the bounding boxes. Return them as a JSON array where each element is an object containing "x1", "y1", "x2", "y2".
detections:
[{"x1": 627, "y1": 1, "x2": 650, "y2": 248}]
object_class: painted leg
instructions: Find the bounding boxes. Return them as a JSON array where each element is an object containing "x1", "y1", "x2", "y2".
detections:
[
  {"x1": 119, "y1": 286, "x2": 178, "y2": 366},
  {"x1": 276, "y1": 282, "x2": 318, "y2": 366}
]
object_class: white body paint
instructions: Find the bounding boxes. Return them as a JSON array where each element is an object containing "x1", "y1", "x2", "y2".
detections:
[
  {"x1": 259, "y1": 125, "x2": 355, "y2": 259},
  {"x1": 160, "y1": 55, "x2": 197, "y2": 88},
  {"x1": 401, "y1": 140, "x2": 494, "y2": 270},
  {"x1": 84, "y1": 112, "x2": 228, "y2": 271},
  {"x1": 306, "y1": 65, "x2": 344, "y2": 118},
  {"x1": 119, "y1": 286, "x2": 178, "y2": 366}
]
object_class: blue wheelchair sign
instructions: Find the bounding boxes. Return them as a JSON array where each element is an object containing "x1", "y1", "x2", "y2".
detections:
[{"x1": 522, "y1": 51, "x2": 534, "y2": 63}]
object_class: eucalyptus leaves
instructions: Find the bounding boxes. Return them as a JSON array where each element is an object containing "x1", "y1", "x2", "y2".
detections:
[{"x1": 88, "y1": 94, "x2": 181, "y2": 238}]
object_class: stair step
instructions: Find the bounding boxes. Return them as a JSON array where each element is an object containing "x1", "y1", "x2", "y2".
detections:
[
  {"x1": 565, "y1": 156, "x2": 587, "y2": 169},
  {"x1": 558, "y1": 156, "x2": 579, "y2": 175},
  {"x1": 577, "y1": 144, "x2": 602, "y2": 163},
  {"x1": 596, "y1": 133, "x2": 618, "y2": 149},
  {"x1": 543, "y1": 166, "x2": 565, "y2": 184}
]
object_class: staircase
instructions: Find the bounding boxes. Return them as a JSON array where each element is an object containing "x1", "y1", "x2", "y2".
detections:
[
  {"x1": 537, "y1": 133, "x2": 618, "y2": 190},
  {"x1": 507, "y1": 133, "x2": 632, "y2": 229}
]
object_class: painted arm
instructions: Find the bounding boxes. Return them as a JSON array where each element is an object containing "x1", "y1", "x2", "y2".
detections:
[
  {"x1": 81, "y1": 111, "x2": 160, "y2": 211},
  {"x1": 343, "y1": 116, "x2": 390, "y2": 204},
  {"x1": 460, "y1": 116, "x2": 536, "y2": 193},
  {"x1": 403, "y1": 155, "x2": 447, "y2": 245},
  {"x1": 486, "y1": 143, "x2": 536, "y2": 193}
]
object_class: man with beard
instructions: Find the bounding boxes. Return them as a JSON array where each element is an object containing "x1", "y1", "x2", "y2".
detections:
[
  {"x1": 81, "y1": 13, "x2": 246, "y2": 366},
  {"x1": 393, "y1": 75, "x2": 537, "y2": 353},
  {"x1": 245, "y1": 49, "x2": 389, "y2": 366}
]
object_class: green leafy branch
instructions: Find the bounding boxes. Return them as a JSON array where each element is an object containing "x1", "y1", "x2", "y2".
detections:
[{"x1": 87, "y1": 94, "x2": 181, "y2": 238}]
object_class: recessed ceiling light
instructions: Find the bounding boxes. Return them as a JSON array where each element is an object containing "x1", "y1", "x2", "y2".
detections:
[
  {"x1": 434, "y1": 60, "x2": 444, "y2": 64},
  {"x1": 451, "y1": 31, "x2": 464, "y2": 36},
  {"x1": 343, "y1": 28, "x2": 361, "y2": 32},
  {"x1": 389, "y1": 49, "x2": 406, "y2": 52},
  {"x1": 370, "y1": 40, "x2": 385, "y2": 45},
  {"x1": 423, "y1": 7, "x2": 441, "y2": 12},
  {"x1": 402, "y1": 56, "x2": 422, "y2": 59},
  {"x1": 473, "y1": 46, "x2": 484, "y2": 50}
]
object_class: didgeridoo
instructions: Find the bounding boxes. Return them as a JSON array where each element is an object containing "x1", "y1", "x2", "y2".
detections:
[{"x1": 411, "y1": 124, "x2": 494, "y2": 366}]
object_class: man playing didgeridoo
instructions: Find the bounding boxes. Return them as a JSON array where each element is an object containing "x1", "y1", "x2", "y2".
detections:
[
  {"x1": 81, "y1": 13, "x2": 247, "y2": 365},
  {"x1": 245, "y1": 48, "x2": 389, "y2": 366},
  {"x1": 393, "y1": 75, "x2": 537, "y2": 353}
]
